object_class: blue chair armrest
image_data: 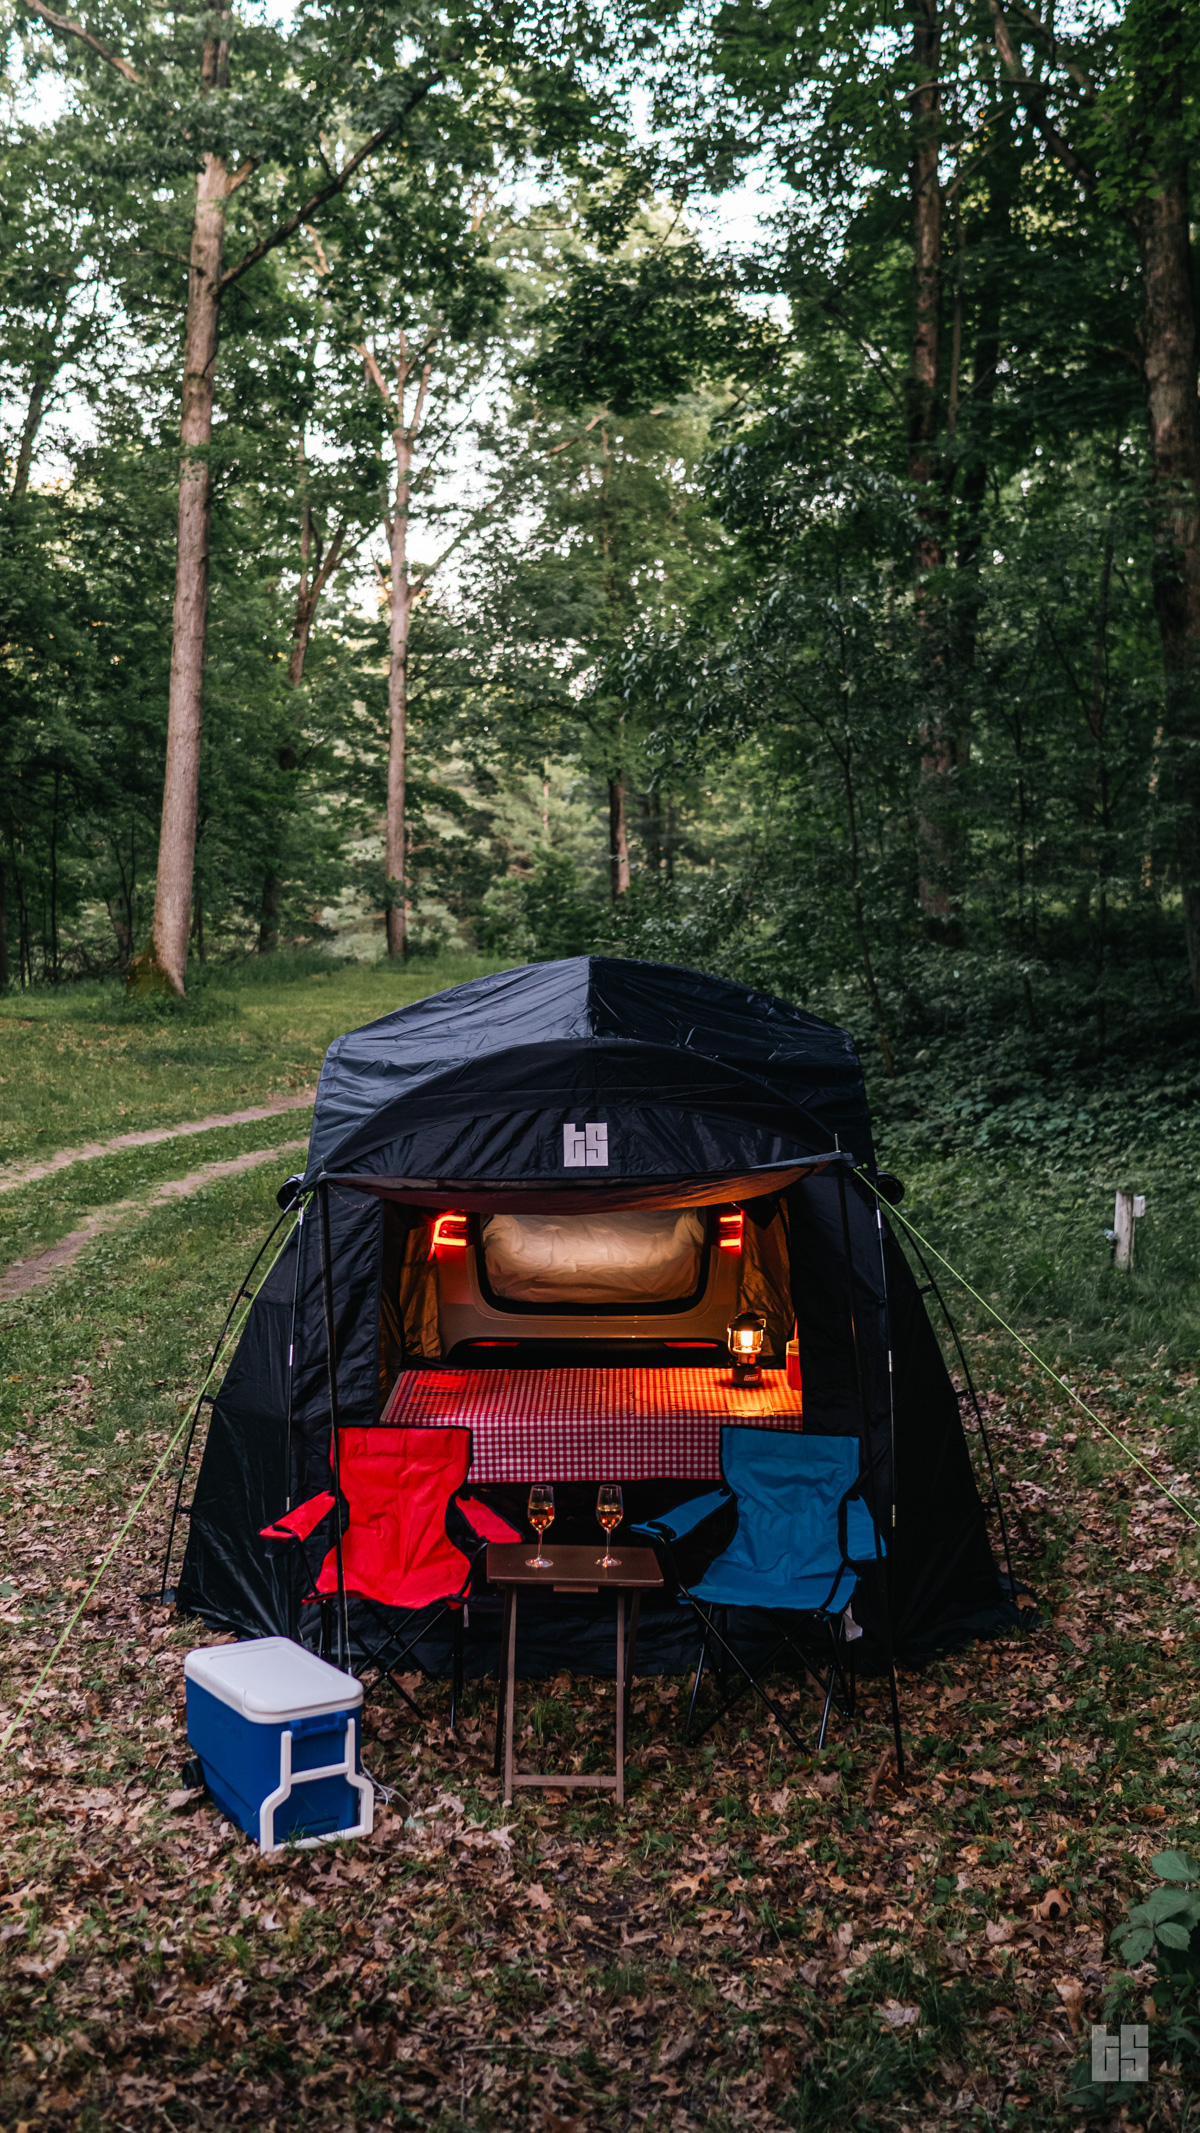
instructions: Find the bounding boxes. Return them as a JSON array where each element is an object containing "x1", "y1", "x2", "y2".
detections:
[
  {"x1": 840, "y1": 1489, "x2": 885, "y2": 1564},
  {"x1": 632, "y1": 1488, "x2": 730, "y2": 1545}
]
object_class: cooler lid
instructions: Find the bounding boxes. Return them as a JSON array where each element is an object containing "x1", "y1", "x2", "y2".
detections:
[{"x1": 184, "y1": 1636, "x2": 362, "y2": 1720}]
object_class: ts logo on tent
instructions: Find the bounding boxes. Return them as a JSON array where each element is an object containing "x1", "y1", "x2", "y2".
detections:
[{"x1": 563, "y1": 1122, "x2": 609, "y2": 1168}]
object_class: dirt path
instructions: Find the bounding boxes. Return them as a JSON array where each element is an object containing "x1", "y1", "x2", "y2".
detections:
[
  {"x1": 0, "y1": 1090, "x2": 316, "y2": 1196},
  {"x1": 0, "y1": 1139, "x2": 308, "y2": 1301}
]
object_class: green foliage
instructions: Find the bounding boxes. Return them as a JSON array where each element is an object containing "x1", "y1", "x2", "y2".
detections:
[{"x1": 1111, "y1": 1851, "x2": 1200, "y2": 2064}]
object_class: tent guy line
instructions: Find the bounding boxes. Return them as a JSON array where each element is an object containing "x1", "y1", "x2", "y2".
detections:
[
  {"x1": 857, "y1": 1168, "x2": 1200, "y2": 1536},
  {"x1": 0, "y1": 1215, "x2": 301, "y2": 1756}
]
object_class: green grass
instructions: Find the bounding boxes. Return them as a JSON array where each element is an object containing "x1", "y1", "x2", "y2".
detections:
[
  {"x1": 1, "y1": 953, "x2": 1199, "y2": 2125},
  {"x1": 0, "y1": 1158, "x2": 290, "y2": 1461},
  {"x1": 0, "y1": 952, "x2": 499, "y2": 1165},
  {"x1": 0, "y1": 1111, "x2": 312, "y2": 1268}
]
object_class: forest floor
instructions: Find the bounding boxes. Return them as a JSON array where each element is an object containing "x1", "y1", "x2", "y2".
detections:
[{"x1": 1, "y1": 954, "x2": 1198, "y2": 2132}]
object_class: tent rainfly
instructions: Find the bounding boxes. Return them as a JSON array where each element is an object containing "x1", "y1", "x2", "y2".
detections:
[{"x1": 173, "y1": 957, "x2": 1013, "y2": 1668}]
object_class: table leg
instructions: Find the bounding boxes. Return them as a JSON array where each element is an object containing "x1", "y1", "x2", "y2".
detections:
[
  {"x1": 624, "y1": 1591, "x2": 642, "y2": 1736},
  {"x1": 493, "y1": 1589, "x2": 513, "y2": 1778},
  {"x1": 503, "y1": 1590, "x2": 518, "y2": 1807},
  {"x1": 615, "y1": 1597, "x2": 625, "y2": 1808}
]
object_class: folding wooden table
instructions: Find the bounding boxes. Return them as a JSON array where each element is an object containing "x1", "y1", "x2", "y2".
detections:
[{"x1": 487, "y1": 1542, "x2": 664, "y2": 1806}]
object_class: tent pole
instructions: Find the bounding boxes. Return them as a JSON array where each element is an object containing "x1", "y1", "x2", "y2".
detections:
[
  {"x1": 282, "y1": 1199, "x2": 308, "y2": 1642},
  {"x1": 835, "y1": 1163, "x2": 904, "y2": 1780},
  {"x1": 318, "y1": 1180, "x2": 351, "y2": 1670},
  {"x1": 284, "y1": 1200, "x2": 307, "y2": 1513},
  {"x1": 158, "y1": 1206, "x2": 292, "y2": 1604}
]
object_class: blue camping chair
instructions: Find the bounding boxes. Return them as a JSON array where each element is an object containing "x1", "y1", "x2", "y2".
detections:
[{"x1": 634, "y1": 1426, "x2": 903, "y2": 1772}]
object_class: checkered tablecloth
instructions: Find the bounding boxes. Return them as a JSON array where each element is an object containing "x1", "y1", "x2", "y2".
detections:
[{"x1": 381, "y1": 1366, "x2": 803, "y2": 1483}]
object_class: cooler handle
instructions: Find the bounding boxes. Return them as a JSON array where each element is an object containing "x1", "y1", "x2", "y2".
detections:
[{"x1": 258, "y1": 1717, "x2": 374, "y2": 1854}]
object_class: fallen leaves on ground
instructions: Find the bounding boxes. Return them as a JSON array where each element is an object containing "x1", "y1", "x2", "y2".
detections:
[{"x1": 2, "y1": 1371, "x2": 1199, "y2": 2129}]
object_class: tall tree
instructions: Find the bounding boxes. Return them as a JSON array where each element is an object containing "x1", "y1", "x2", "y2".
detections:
[
  {"x1": 987, "y1": 0, "x2": 1200, "y2": 995},
  {"x1": 18, "y1": 0, "x2": 606, "y2": 990}
]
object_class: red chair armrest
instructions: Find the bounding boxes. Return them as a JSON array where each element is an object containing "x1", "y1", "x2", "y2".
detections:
[{"x1": 260, "y1": 1491, "x2": 336, "y2": 1543}]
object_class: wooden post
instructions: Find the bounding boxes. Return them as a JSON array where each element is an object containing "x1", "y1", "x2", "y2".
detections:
[{"x1": 1113, "y1": 1190, "x2": 1146, "y2": 1269}]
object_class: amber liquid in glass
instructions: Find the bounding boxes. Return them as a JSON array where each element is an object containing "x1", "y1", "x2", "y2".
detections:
[
  {"x1": 596, "y1": 1484, "x2": 623, "y2": 1568},
  {"x1": 527, "y1": 1486, "x2": 554, "y2": 1568}
]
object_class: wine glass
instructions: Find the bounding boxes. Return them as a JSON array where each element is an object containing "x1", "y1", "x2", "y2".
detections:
[
  {"x1": 527, "y1": 1484, "x2": 554, "y2": 1569},
  {"x1": 596, "y1": 1483, "x2": 623, "y2": 1569}
]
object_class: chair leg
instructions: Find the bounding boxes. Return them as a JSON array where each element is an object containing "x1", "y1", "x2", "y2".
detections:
[
  {"x1": 356, "y1": 1598, "x2": 453, "y2": 1721},
  {"x1": 816, "y1": 1618, "x2": 856, "y2": 1749},
  {"x1": 817, "y1": 1627, "x2": 837, "y2": 1751},
  {"x1": 689, "y1": 1610, "x2": 807, "y2": 1752},
  {"x1": 685, "y1": 1614, "x2": 711, "y2": 1742},
  {"x1": 715, "y1": 1607, "x2": 729, "y2": 1693},
  {"x1": 451, "y1": 1607, "x2": 464, "y2": 1733}
]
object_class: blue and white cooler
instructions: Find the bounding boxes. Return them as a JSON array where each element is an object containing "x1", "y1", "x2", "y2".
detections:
[{"x1": 184, "y1": 1637, "x2": 374, "y2": 1853}]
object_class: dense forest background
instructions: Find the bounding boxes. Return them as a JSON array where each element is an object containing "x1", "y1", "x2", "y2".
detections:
[{"x1": 3, "y1": 0, "x2": 1200, "y2": 1085}]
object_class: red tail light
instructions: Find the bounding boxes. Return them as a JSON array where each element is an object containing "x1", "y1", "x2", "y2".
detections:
[
  {"x1": 717, "y1": 1210, "x2": 744, "y2": 1254},
  {"x1": 431, "y1": 1211, "x2": 469, "y2": 1258}
]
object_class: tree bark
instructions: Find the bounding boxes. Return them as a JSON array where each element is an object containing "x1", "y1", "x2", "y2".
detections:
[
  {"x1": 908, "y1": 0, "x2": 960, "y2": 938},
  {"x1": 10, "y1": 374, "x2": 49, "y2": 503},
  {"x1": 953, "y1": 116, "x2": 1014, "y2": 670},
  {"x1": 254, "y1": 499, "x2": 348, "y2": 954},
  {"x1": 907, "y1": 0, "x2": 943, "y2": 513},
  {"x1": 288, "y1": 502, "x2": 347, "y2": 688},
  {"x1": 385, "y1": 431, "x2": 413, "y2": 959},
  {"x1": 360, "y1": 333, "x2": 433, "y2": 962},
  {"x1": 1133, "y1": 169, "x2": 1200, "y2": 998},
  {"x1": 608, "y1": 774, "x2": 630, "y2": 899},
  {"x1": 258, "y1": 872, "x2": 281, "y2": 953},
  {"x1": 144, "y1": 12, "x2": 232, "y2": 995}
]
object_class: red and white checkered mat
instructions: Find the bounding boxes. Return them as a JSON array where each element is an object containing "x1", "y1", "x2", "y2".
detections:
[{"x1": 381, "y1": 1366, "x2": 803, "y2": 1482}]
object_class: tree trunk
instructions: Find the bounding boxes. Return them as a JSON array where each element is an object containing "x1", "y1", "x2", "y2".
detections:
[
  {"x1": 643, "y1": 788, "x2": 663, "y2": 873},
  {"x1": 608, "y1": 774, "x2": 630, "y2": 899},
  {"x1": 16, "y1": 852, "x2": 29, "y2": 989},
  {"x1": 953, "y1": 116, "x2": 1014, "y2": 670},
  {"x1": 907, "y1": 0, "x2": 942, "y2": 509},
  {"x1": 0, "y1": 864, "x2": 8, "y2": 988},
  {"x1": 286, "y1": 500, "x2": 346, "y2": 688},
  {"x1": 258, "y1": 872, "x2": 281, "y2": 953},
  {"x1": 261, "y1": 500, "x2": 344, "y2": 955},
  {"x1": 49, "y1": 770, "x2": 60, "y2": 983},
  {"x1": 142, "y1": 11, "x2": 232, "y2": 996},
  {"x1": 1133, "y1": 167, "x2": 1200, "y2": 999},
  {"x1": 908, "y1": 0, "x2": 960, "y2": 937},
  {"x1": 385, "y1": 434, "x2": 413, "y2": 960},
  {"x1": 10, "y1": 373, "x2": 49, "y2": 503},
  {"x1": 288, "y1": 503, "x2": 318, "y2": 688},
  {"x1": 107, "y1": 901, "x2": 134, "y2": 968}
]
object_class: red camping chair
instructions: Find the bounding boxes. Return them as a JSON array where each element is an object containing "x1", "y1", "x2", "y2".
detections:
[{"x1": 262, "y1": 1426, "x2": 520, "y2": 1728}]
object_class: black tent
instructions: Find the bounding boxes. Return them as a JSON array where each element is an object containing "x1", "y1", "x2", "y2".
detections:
[{"x1": 174, "y1": 957, "x2": 1012, "y2": 1666}]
